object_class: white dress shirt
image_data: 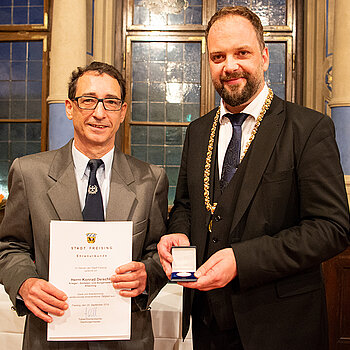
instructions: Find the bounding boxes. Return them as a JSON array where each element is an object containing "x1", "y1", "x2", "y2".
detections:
[
  {"x1": 72, "y1": 142, "x2": 114, "y2": 217},
  {"x1": 218, "y1": 84, "x2": 270, "y2": 178}
]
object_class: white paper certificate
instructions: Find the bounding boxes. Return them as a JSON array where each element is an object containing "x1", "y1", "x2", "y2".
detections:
[{"x1": 48, "y1": 220, "x2": 132, "y2": 341}]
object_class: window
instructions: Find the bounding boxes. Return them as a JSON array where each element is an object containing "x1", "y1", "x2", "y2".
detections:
[
  {"x1": 120, "y1": 0, "x2": 297, "y2": 204},
  {"x1": 0, "y1": 0, "x2": 49, "y2": 196}
]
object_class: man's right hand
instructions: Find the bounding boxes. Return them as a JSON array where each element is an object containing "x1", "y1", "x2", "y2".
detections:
[
  {"x1": 157, "y1": 233, "x2": 190, "y2": 279},
  {"x1": 19, "y1": 278, "x2": 68, "y2": 323}
]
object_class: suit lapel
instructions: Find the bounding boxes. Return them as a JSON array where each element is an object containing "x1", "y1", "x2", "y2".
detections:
[
  {"x1": 106, "y1": 149, "x2": 136, "y2": 221},
  {"x1": 47, "y1": 140, "x2": 83, "y2": 220},
  {"x1": 229, "y1": 96, "x2": 285, "y2": 232}
]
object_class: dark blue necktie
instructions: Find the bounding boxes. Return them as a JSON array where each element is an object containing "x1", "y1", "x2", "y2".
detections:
[
  {"x1": 220, "y1": 113, "x2": 249, "y2": 190},
  {"x1": 82, "y1": 159, "x2": 104, "y2": 221}
]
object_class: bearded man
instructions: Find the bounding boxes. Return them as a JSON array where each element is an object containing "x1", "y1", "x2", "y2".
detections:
[{"x1": 157, "y1": 6, "x2": 349, "y2": 350}]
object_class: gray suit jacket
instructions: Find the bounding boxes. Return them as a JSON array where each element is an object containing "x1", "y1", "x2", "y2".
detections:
[{"x1": 0, "y1": 140, "x2": 168, "y2": 350}]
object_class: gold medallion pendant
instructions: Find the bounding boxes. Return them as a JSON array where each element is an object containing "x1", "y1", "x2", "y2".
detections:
[{"x1": 208, "y1": 219, "x2": 213, "y2": 233}]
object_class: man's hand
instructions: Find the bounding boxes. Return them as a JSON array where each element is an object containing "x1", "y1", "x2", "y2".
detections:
[
  {"x1": 111, "y1": 261, "x2": 147, "y2": 297},
  {"x1": 157, "y1": 233, "x2": 190, "y2": 278},
  {"x1": 19, "y1": 278, "x2": 68, "y2": 323},
  {"x1": 178, "y1": 248, "x2": 237, "y2": 291}
]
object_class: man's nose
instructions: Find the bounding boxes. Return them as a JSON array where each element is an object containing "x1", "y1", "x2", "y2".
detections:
[
  {"x1": 224, "y1": 56, "x2": 240, "y2": 74},
  {"x1": 92, "y1": 100, "x2": 106, "y2": 118}
]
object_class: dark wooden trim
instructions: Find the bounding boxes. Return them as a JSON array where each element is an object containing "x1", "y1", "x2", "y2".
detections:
[
  {"x1": 0, "y1": 119, "x2": 41, "y2": 123},
  {"x1": 323, "y1": 247, "x2": 350, "y2": 350},
  {"x1": 295, "y1": 0, "x2": 304, "y2": 105},
  {"x1": 41, "y1": 35, "x2": 49, "y2": 151},
  {"x1": 130, "y1": 121, "x2": 190, "y2": 127},
  {"x1": 115, "y1": 0, "x2": 127, "y2": 153}
]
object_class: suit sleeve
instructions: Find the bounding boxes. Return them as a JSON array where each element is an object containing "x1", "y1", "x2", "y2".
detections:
[
  {"x1": 135, "y1": 166, "x2": 169, "y2": 309},
  {"x1": 0, "y1": 158, "x2": 39, "y2": 315},
  {"x1": 232, "y1": 115, "x2": 350, "y2": 291}
]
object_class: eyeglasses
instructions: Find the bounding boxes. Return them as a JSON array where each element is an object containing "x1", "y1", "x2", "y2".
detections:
[{"x1": 74, "y1": 96, "x2": 124, "y2": 111}]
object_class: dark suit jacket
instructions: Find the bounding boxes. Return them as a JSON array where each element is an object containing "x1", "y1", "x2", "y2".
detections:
[
  {"x1": 0, "y1": 140, "x2": 168, "y2": 350},
  {"x1": 168, "y1": 96, "x2": 350, "y2": 350}
]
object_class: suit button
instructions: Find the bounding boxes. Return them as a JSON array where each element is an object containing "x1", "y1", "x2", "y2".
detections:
[
  {"x1": 214, "y1": 215, "x2": 222, "y2": 222},
  {"x1": 212, "y1": 237, "x2": 218, "y2": 243}
]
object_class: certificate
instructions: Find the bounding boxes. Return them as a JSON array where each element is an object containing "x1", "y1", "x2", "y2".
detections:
[{"x1": 48, "y1": 220, "x2": 132, "y2": 341}]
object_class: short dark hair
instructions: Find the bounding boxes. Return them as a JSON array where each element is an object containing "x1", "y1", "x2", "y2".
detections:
[
  {"x1": 68, "y1": 61, "x2": 126, "y2": 101},
  {"x1": 205, "y1": 6, "x2": 265, "y2": 50}
]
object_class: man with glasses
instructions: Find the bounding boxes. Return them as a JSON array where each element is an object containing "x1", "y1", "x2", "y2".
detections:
[{"x1": 0, "y1": 61, "x2": 168, "y2": 349}]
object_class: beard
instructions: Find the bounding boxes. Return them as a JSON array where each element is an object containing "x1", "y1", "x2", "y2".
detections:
[{"x1": 213, "y1": 71, "x2": 262, "y2": 107}]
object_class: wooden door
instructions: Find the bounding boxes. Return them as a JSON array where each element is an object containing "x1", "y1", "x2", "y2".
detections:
[{"x1": 323, "y1": 247, "x2": 350, "y2": 349}]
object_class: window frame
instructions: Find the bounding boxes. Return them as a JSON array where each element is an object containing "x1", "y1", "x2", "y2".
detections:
[
  {"x1": 0, "y1": 0, "x2": 49, "y2": 32},
  {"x1": 126, "y1": 0, "x2": 294, "y2": 32},
  {"x1": 0, "y1": 0, "x2": 50, "y2": 152},
  {"x1": 124, "y1": 34, "x2": 206, "y2": 154},
  {"x1": 0, "y1": 32, "x2": 50, "y2": 152},
  {"x1": 117, "y1": 0, "x2": 300, "y2": 205}
]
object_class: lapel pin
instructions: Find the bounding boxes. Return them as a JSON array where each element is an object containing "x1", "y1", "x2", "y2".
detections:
[{"x1": 88, "y1": 185, "x2": 98, "y2": 195}]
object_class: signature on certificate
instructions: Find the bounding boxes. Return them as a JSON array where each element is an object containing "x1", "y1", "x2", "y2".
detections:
[{"x1": 84, "y1": 306, "x2": 97, "y2": 318}]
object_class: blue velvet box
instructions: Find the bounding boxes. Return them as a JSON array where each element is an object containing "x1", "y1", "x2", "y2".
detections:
[{"x1": 170, "y1": 246, "x2": 197, "y2": 282}]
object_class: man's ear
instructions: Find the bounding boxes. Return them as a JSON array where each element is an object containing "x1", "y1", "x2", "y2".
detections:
[
  {"x1": 120, "y1": 102, "x2": 127, "y2": 124},
  {"x1": 65, "y1": 99, "x2": 74, "y2": 120},
  {"x1": 262, "y1": 46, "x2": 269, "y2": 72}
]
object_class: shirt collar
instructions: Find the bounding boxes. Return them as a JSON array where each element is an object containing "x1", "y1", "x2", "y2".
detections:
[
  {"x1": 71, "y1": 141, "x2": 114, "y2": 180},
  {"x1": 219, "y1": 83, "x2": 269, "y2": 124}
]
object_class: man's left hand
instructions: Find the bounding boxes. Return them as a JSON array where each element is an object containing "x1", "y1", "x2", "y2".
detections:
[
  {"x1": 111, "y1": 261, "x2": 147, "y2": 297},
  {"x1": 179, "y1": 248, "x2": 237, "y2": 291}
]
